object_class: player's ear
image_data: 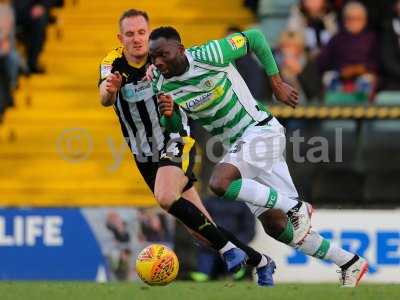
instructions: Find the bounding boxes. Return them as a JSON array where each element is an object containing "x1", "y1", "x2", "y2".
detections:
[
  {"x1": 117, "y1": 33, "x2": 123, "y2": 44},
  {"x1": 178, "y1": 43, "x2": 185, "y2": 54}
]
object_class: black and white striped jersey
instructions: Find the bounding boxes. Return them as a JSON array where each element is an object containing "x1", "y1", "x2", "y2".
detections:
[{"x1": 99, "y1": 47, "x2": 190, "y2": 157}]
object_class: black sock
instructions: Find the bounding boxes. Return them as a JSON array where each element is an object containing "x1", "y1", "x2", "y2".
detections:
[
  {"x1": 218, "y1": 226, "x2": 262, "y2": 267},
  {"x1": 168, "y1": 198, "x2": 229, "y2": 250}
]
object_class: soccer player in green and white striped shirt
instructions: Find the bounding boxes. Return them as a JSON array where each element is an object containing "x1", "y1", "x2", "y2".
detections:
[{"x1": 148, "y1": 27, "x2": 368, "y2": 287}]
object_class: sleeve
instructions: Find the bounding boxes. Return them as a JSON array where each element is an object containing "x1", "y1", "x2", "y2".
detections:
[
  {"x1": 159, "y1": 105, "x2": 184, "y2": 133},
  {"x1": 198, "y1": 33, "x2": 248, "y2": 65},
  {"x1": 98, "y1": 47, "x2": 122, "y2": 86},
  {"x1": 98, "y1": 63, "x2": 112, "y2": 86},
  {"x1": 198, "y1": 29, "x2": 279, "y2": 75},
  {"x1": 242, "y1": 29, "x2": 279, "y2": 76}
]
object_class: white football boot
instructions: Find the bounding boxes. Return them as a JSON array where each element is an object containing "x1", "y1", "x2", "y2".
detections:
[
  {"x1": 287, "y1": 201, "x2": 314, "y2": 246},
  {"x1": 339, "y1": 257, "x2": 369, "y2": 287}
]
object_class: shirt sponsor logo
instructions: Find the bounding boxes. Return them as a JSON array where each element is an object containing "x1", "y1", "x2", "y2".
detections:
[
  {"x1": 184, "y1": 85, "x2": 225, "y2": 112},
  {"x1": 121, "y1": 81, "x2": 154, "y2": 103},
  {"x1": 185, "y1": 92, "x2": 213, "y2": 111}
]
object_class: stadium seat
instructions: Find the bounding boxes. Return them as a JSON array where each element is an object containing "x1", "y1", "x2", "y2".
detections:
[
  {"x1": 325, "y1": 91, "x2": 368, "y2": 105},
  {"x1": 359, "y1": 120, "x2": 400, "y2": 172},
  {"x1": 318, "y1": 120, "x2": 358, "y2": 169},
  {"x1": 311, "y1": 169, "x2": 364, "y2": 206},
  {"x1": 364, "y1": 172, "x2": 400, "y2": 206},
  {"x1": 285, "y1": 119, "x2": 361, "y2": 205},
  {"x1": 375, "y1": 91, "x2": 400, "y2": 106},
  {"x1": 284, "y1": 120, "x2": 320, "y2": 201}
]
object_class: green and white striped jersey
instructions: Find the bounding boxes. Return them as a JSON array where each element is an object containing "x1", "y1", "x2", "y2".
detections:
[{"x1": 153, "y1": 32, "x2": 272, "y2": 145}]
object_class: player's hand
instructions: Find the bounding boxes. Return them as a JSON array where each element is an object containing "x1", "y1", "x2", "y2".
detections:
[
  {"x1": 270, "y1": 74, "x2": 299, "y2": 108},
  {"x1": 105, "y1": 71, "x2": 122, "y2": 94},
  {"x1": 158, "y1": 93, "x2": 174, "y2": 117},
  {"x1": 142, "y1": 64, "x2": 156, "y2": 81}
]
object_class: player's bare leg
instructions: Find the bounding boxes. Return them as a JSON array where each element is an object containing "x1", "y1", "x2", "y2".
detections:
[{"x1": 154, "y1": 165, "x2": 188, "y2": 211}]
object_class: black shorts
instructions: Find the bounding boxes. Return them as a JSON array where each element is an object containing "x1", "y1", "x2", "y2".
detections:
[{"x1": 134, "y1": 136, "x2": 197, "y2": 194}]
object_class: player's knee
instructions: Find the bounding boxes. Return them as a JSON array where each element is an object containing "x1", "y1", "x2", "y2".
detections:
[
  {"x1": 259, "y1": 209, "x2": 288, "y2": 239},
  {"x1": 155, "y1": 190, "x2": 178, "y2": 211},
  {"x1": 209, "y1": 175, "x2": 231, "y2": 197}
]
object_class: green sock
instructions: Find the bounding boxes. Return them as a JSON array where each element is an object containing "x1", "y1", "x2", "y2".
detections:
[{"x1": 277, "y1": 221, "x2": 294, "y2": 244}]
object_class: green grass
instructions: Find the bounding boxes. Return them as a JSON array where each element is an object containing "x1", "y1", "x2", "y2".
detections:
[{"x1": 0, "y1": 281, "x2": 398, "y2": 300}]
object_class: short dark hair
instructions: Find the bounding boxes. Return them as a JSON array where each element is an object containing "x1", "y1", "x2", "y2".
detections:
[
  {"x1": 119, "y1": 9, "x2": 149, "y2": 27},
  {"x1": 227, "y1": 25, "x2": 242, "y2": 33},
  {"x1": 149, "y1": 26, "x2": 181, "y2": 43}
]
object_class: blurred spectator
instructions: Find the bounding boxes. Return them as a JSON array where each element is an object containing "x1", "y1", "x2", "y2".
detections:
[
  {"x1": 13, "y1": 0, "x2": 54, "y2": 74},
  {"x1": 331, "y1": 0, "x2": 395, "y2": 31},
  {"x1": 227, "y1": 26, "x2": 268, "y2": 100},
  {"x1": 288, "y1": 0, "x2": 338, "y2": 55},
  {"x1": 106, "y1": 211, "x2": 130, "y2": 243},
  {"x1": 258, "y1": 0, "x2": 297, "y2": 48},
  {"x1": 190, "y1": 197, "x2": 256, "y2": 282},
  {"x1": 105, "y1": 211, "x2": 131, "y2": 281},
  {"x1": 137, "y1": 208, "x2": 173, "y2": 243},
  {"x1": 275, "y1": 30, "x2": 322, "y2": 102},
  {"x1": 381, "y1": 0, "x2": 400, "y2": 90},
  {"x1": 317, "y1": 1, "x2": 378, "y2": 101},
  {"x1": 0, "y1": 0, "x2": 14, "y2": 119}
]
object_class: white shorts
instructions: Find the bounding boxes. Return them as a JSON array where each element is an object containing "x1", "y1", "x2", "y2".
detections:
[{"x1": 221, "y1": 117, "x2": 299, "y2": 217}]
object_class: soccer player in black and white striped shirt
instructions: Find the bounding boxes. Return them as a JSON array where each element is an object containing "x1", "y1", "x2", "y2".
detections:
[{"x1": 98, "y1": 9, "x2": 276, "y2": 286}]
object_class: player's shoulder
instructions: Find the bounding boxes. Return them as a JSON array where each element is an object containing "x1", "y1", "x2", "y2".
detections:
[
  {"x1": 100, "y1": 46, "x2": 124, "y2": 65},
  {"x1": 187, "y1": 41, "x2": 228, "y2": 67}
]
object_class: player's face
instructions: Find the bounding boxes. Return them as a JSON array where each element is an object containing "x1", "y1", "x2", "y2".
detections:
[
  {"x1": 149, "y1": 37, "x2": 185, "y2": 79},
  {"x1": 118, "y1": 16, "x2": 149, "y2": 59}
]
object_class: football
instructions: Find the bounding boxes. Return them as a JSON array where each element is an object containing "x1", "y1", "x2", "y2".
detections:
[{"x1": 136, "y1": 244, "x2": 179, "y2": 286}]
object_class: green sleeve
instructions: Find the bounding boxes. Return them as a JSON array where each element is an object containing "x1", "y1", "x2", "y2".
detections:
[
  {"x1": 200, "y1": 34, "x2": 248, "y2": 65},
  {"x1": 242, "y1": 29, "x2": 279, "y2": 76},
  {"x1": 160, "y1": 107, "x2": 183, "y2": 133},
  {"x1": 204, "y1": 29, "x2": 279, "y2": 76}
]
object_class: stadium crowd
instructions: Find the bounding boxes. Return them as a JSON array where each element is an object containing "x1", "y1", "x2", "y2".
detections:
[
  {"x1": 2, "y1": 0, "x2": 400, "y2": 121},
  {"x1": 242, "y1": 0, "x2": 400, "y2": 104},
  {"x1": 0, "y1": 0, "x2": 64, "y2": 121}
]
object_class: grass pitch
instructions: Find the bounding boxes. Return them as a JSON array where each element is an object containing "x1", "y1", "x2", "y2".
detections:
[{"x1": 0, "y1": 281, "x2": 397, "y2": 300}]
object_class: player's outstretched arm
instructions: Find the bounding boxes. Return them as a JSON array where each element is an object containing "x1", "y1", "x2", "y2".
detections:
[
  {"x1": 242, "y1": 29, "x2": 279, "y2": 76},
  {"x1": 242, "y1": 29, "x2": 299, "y2": 108}
]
